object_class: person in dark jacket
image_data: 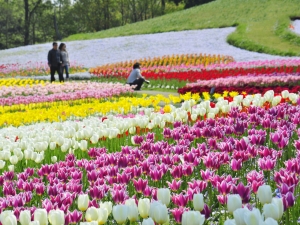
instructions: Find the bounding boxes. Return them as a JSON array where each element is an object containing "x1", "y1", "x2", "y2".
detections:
[{"x1": 48, "y1": 42, "x2": 64, "y2": 82}]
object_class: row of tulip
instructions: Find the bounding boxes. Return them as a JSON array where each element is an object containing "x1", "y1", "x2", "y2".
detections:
[
  {"x1": 186, "y1": 74, "x2": 300, "y2": 88},
  {"x1": 89, "y1": 53, "x2": 235, "y2": 76},
  {"x1": 0, "y1": 94, "x2": 180, "y2": 127},
  {"x1": 0, "y1": 99, "x2": 299, "y2": 224},
  {"x1": 0, "y1": 62, "x2": 86, "y2": 78},
  {"x1": 0, "y1": 83, "x2": 133, "y2": 106},
  {"x1": 0, "y1": 90, "x2": 299, "y2": 170},
  {"x1": 178, "y1": 85, "x2": 300, "y2": 97},
  {"x1": 0, "y1": 79, "x2": 47, "y2": 87},
  {"x1": 89, "y1": 60, "x2": 300, "y2": 80},
  {"x1": 0, "y1": 81, "x2": 130, "y2": 98}
]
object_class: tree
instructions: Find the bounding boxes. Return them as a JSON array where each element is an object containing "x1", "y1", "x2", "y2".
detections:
[{"x1": 23, "y1": 0, "x2": 43, "y2": 45}]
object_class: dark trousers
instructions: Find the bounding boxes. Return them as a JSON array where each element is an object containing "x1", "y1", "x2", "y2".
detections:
[
  {"x1": 62, "y1": 65, "x2": 69, "y2": 79},
  {"x1": 129, "y1": 78, "x2": 145, "y2": 90},
  {"x1": 50, "y1": 65, "x2": 64, "y2": 82}
]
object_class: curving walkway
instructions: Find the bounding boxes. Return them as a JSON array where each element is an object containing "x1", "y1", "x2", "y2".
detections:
[{"x1": 0, "y1": 28, "x2": 299, "y2": 69}]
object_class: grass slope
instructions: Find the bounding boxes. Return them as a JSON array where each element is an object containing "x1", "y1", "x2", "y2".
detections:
[{"x1": 65, "y1": 0, "x2": 300, "y2": 56}]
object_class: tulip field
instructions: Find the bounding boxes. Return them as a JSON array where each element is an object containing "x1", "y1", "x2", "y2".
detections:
[{"x1": 0, "y1": 53, "x2": 300, "y2": 225}]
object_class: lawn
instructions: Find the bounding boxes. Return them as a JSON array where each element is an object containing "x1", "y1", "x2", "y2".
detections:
[{"x1": 65, "y1": 0, "x2": 300, "y2": 56}]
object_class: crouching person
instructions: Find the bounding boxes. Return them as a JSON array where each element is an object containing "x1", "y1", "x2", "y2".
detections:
[{"x1": 127, "y1": 62, "x2": 149, "y2": 91}]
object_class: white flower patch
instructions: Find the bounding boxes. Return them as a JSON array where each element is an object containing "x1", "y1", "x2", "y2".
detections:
[{"x1": 0, "y1": 28, "x2": 299, "y2": 70}]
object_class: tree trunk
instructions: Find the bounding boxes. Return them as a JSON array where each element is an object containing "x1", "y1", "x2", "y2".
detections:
[
  {"x1": 24, "y1": 0, "x2": 30, "y2": 45},
  {"x1": 161, "y1": 0, "x2": 165, "y2": 14},
  {"x1": 53, "y1": 9, "x2": 62, "y2": 40},
  {"x1": 23, "y1": 0, "x2": 42, "y2": 45}
]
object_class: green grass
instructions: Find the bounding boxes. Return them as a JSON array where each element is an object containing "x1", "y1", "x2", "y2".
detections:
[
  {"x1": 65, "y1": 0, "x2": 300, "y2": 56},
  {"x1": 91, "y1": 76, "x2": 187, "y2": 92}
]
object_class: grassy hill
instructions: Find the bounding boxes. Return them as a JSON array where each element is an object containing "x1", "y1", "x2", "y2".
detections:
[{"x1": 65, "y1": 0, "x2": 300, "y2": 56}]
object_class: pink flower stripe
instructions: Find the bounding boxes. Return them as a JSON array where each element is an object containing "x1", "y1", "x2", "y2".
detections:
[
  {"x1": 187, "y1": 74, "x2": 300, "y2": 87},
  {"x1": 0, "y1": 81, "x2": 132, "y2": 98}
]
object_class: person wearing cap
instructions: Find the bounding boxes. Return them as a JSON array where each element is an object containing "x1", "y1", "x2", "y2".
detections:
[{"x1": 126, "y1": 62, "x2": 150, "y2": 91}]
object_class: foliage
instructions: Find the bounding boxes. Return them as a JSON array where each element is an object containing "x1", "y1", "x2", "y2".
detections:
[{"x1": 0, "y1": 0, "x2": 183, "y2": 49}]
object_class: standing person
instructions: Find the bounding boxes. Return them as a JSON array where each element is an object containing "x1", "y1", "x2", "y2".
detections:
[
  {"x1": 59, "y1": 43, "x2": 70, "y2": 81},
  {"x1": 126, "y1": 62, "x2": 150, "y2": 91},
  {"x1": 48, "y1": 42, "x2": 64, "y2": 83}
]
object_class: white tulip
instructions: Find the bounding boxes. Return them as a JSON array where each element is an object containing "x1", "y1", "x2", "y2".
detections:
[
  {"x1": 182, "y1": 211, "x2": 205, "y2": 225},
  {"x1": 78, "y1": 194, "x2": 89, "y2": 211},
  {"x1": 48, "y1": 209, "x2": 65, "y2": 225},
  {"x1": 79, "y1": 140, "x2": 88, "y2": 151},
  {"x1": 90, "y1": 134, "x2": 99, "y2": 144},
  {"x1": 257, "y1": 185, "x2": 272, "y2": 204},
  {"x1": 9, "y1": 155, "x2": 18, "y2": 165},
  {"x1": 31, "y1": 152, "x2": 38, "y2": 161},
  {"x1": 191, "y1": 114, "x2": 198, "y2": 121},
  {"x1": 207, "y1": 112, "x2": 215, "y2": 119},
  {"x1": 24, "y1": 149, "x2": 33, "y2": 160},
  {"x1": 0, "y1": 211, "x2": 14, "y2": 224},
  {"x1": 151, "y1": 203, "x2": 169, "y2": 225},
  {"x1": 129, "y1": 127, "x2": 136, "y2": 134},
  {"x1": 271, "y1": 198, "x2": 283, "y2": 219},
  {"x1": 85, "y1": 207, "x2": 99, "y2": 222},
  {"x1": 125, "y1": 199, "x2": 136, "y2": 207},
  {"x1": 51, "y1": 156, "x2": 57, "y2": 163},
  {"x1": 2, "y1": 215, "x2": 17, "y2": 225},
  {"x1": 112, "y1": 205, "x2": 128, "y2": 224},
  {"x1": 193, "y1": 193, "x2": 204, "y2": 211},
  {"x1": 128, "y1": 205, "x2": 139, "y2": 222},
  {"x1": 8, "y1": 165, "x2": 14, "y2": 171},
  {"x1": 271, "y1": 96, "x2": 282, "y2": 106},
  {"x1": 138, "y1": 198, "x2": 150, "y2": 219},
  {"x1": 242, "y1": 99, "x2": 251, "y2": 107},
  {"x1": 198, "y1": 107, "x2": 206, "y2": 116},
  {"x1": 244, "y1": 208, "x2": 263, "y2": 225},
  {"x1": 19, "y1": 210, "x2": 31, "y2": 225},
  {"x1": 227, "y1": 194, "x2": 242, "y2": 214},
  {"x1": 234, "y1": 95, "x2": 244, "y2": 104},
  {"x1": 61, "y1": 144, "x2": 69, "y2": 152},
  {"x1": 157, "y1": 188, "x2": 170, "y2": 206},
  {"x1": 263, "y1": 203, "x2": 280, "y2": 221},
  {"x1": 34, "y1": 209, "x2": 48, "y2": 225},
  {"x1": 142, "y1": 218, "x2": 155, "y2": 225},
  {"x1": 233, "y1": 208, "x2": 248, "y2": 225},
  {"x1": 97, "y1": 208, "x2": 108, "y2": 225},
  {"x1": 100, "y1": 201, "x2": 113, "y2": 215},
  {"x1": 0, "y1": 160, "x2": 5, "y2": 169},
  {"x1": 281, "y1": 90, "x2": 289, "y2": 98},
  {"x1": 264, "y1": 218, "x2": 278, "y2": 225}
]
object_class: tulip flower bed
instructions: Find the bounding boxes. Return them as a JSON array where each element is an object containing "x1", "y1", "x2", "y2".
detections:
[
  {"x1": 0, "y1": 62, "x2": 86, "y2": 78},
  {"x1": 178, "y1": 85, "x2": 300, "y2": 96},
  {"x1": 0, "y1": 83, "x2": 134, "y2": 106},
  {"x1": 0, "y1": 78, "x2": 47, "y2": 87},
  {"x1": 90, "y1": 59, "x2": 300, "y2": 82},
  {"x1": 186, "y1": 74, "x2": 300, "y2": 88},
  {"x1": 89, "y1": 53, "x2": 235, "y2": 76},
  {"x1": 0, "y1": 81, "x2": 133, "y2": 97},
  {"x1": 0, "y1": 94, "x2": 299, "y2": 225}
]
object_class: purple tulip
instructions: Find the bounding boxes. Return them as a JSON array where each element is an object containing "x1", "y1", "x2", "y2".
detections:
[
  {"x1": 170, "y1": 207, "x2": 189, "y2": 223},
  {"x1": 167, "y1": 180, "x2": 182, "y2": 192},
  {"x1": 231, "y1": 159, "x2": 243, "y2": 171},
  {"x1": 172, "y1": 193, "x2": 189, "y2": 207},
  {"x1": 232, "y1": 182, "x2": 251, "y2": 203},
  {"x1": 133, "y1": 178, "x2": 148, "y2": 193}
]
